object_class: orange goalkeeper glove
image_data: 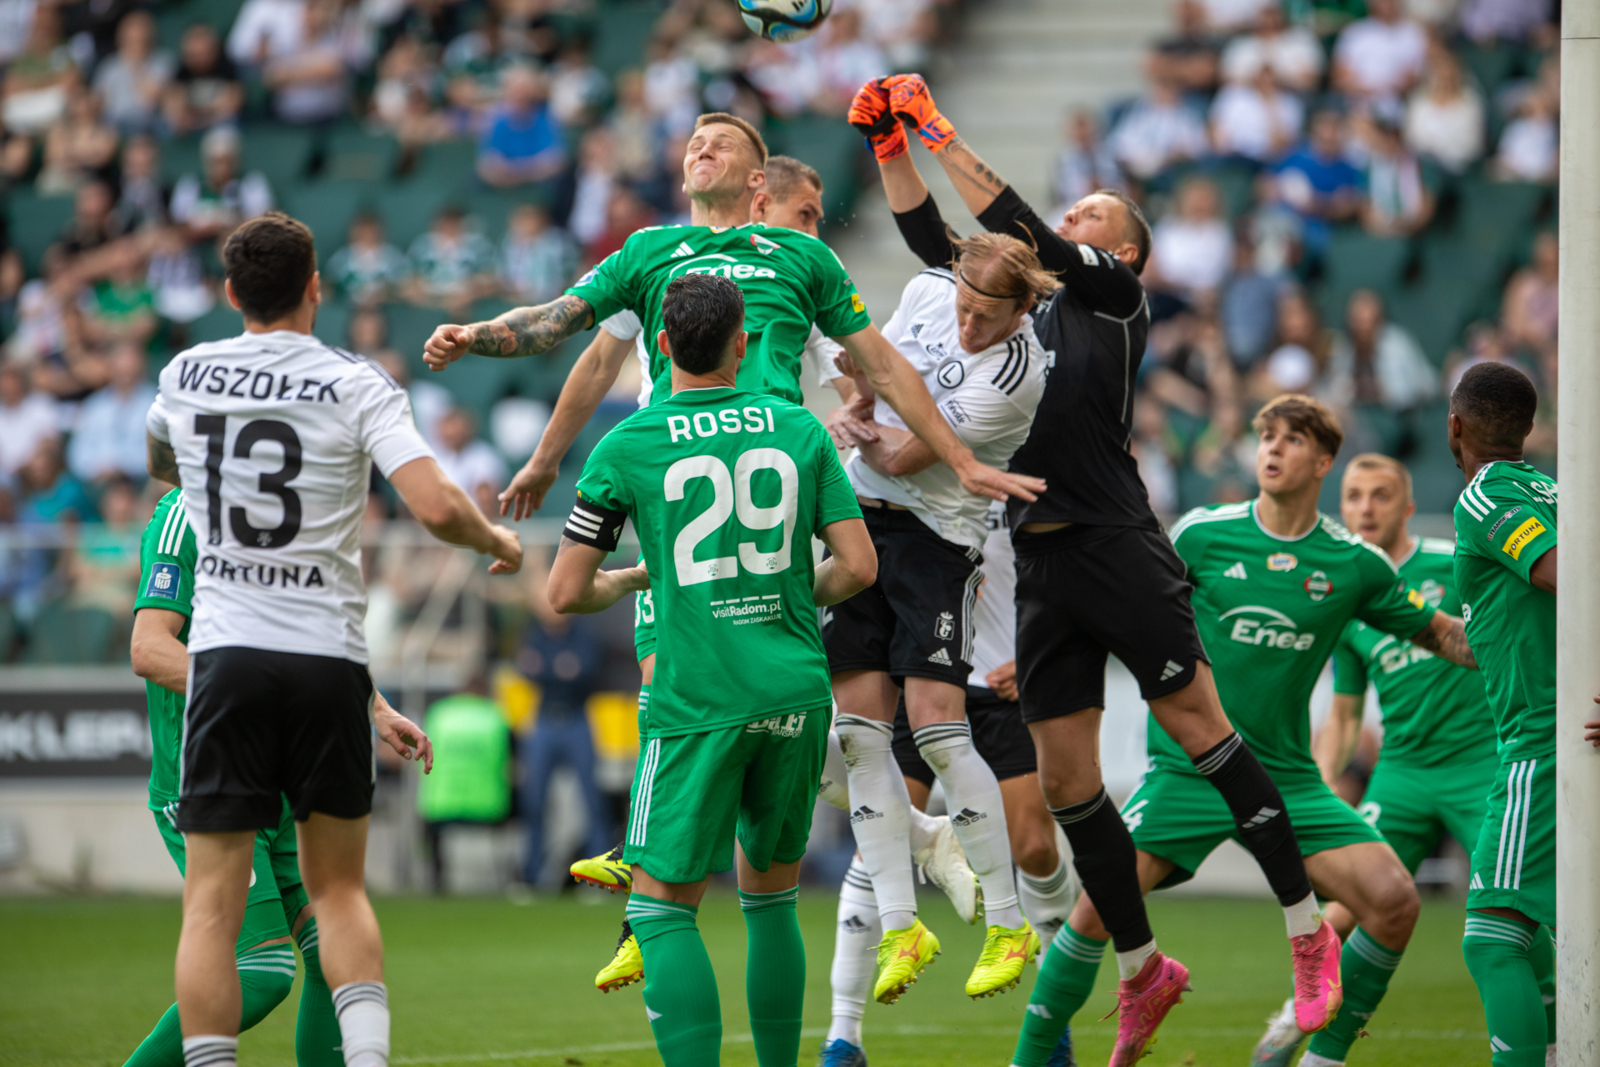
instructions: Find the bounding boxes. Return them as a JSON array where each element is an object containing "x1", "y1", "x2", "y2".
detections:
[
  {"x1": 885, "y1": 73, "x2": 956, "y2": 153},
  {"x1": 848, "y1": 78, "x2": 908, "y2": 163}
]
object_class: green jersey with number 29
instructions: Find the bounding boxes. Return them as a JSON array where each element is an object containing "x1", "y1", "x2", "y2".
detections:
[
  {"x1": 566, "y1": 224, "x2": 872, "y2": 406},
  {"x1": 569, "y1": 386, "x2": 862, "y2": 736},
  {"x1": 1453, "y1": 460, "x2": 1557, "y2": 761},
  {"x1": 1161, "y1": 500, "x2": 1435, "y2": 779}
]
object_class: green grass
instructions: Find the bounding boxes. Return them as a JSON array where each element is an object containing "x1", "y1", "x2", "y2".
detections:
[{"x1": 2, "y1": 892, "x2": 1486, "y2": 1066}]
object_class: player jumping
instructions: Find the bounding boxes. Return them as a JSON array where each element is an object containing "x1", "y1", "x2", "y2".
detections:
[
  {"x1": 1446, "y1": 363, "x2": 1558, "y2": 1067},
  {"x1": 546, "y1": 273, "x2": 878, "y2": 1067},
  {"x1": 1251, "y1": 453, "x2": 1555, "y2": 1065},
  {"x1": 851, "y1": 75, "x2": 1342, "y2": 1064},
  {"x1": 121, "y1": 486, "x2": 433, "y2": 1067}
]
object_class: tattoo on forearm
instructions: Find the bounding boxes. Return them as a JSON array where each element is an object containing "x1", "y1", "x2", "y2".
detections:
[
  {"x1": 945, "y1": 137, "x2": 1008, "y2": 194},
  {"x1": 1413, "y1": 617, "x2": 1475, "y2": 667},
  {"x1": 469, "y1": 295, "x2": 593, "y2": 358},
  {"x1": 148, "y1": 439, "x2": 179, "y2": 484}
]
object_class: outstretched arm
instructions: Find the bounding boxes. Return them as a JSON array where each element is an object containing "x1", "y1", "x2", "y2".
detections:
[
  {"x1": 1314, "y1": 692, "x2": 1365, "y2": 788},
  {"x1": 422, "y1": 294, "x2": 595, "y2": 369},
  {"x1": 545, "y1": 538, "x2": 650, "y2": 614},
  {"x1": 1409, "y1": 610, "x2": 1477, "y2": 669}
]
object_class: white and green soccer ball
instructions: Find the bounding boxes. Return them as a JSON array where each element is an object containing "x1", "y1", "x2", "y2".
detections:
[{"x1": 737, "y1": 0, "x2": 833, "y2": 43}]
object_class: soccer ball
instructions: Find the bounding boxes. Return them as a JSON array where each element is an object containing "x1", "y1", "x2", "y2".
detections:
[{"x1": 737, "y1": 0, "x2": 832, "y2": 43}]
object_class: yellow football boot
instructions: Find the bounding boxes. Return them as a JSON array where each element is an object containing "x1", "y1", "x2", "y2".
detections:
[
  {"x1": 596, "y1": 920, "x2": 643, "y2": 993},
  {"x1": 965, "y1": 920, "x2": 1041, "y2": 998},
  {"x1": 873, "y1": 918, "x2": 940, "y2": 1004},
  {"x1": 570, "y1": 842, "x2": 632, "y2": 892}
]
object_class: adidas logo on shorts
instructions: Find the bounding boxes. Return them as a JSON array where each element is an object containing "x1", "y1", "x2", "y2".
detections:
[
  {"x1": 927, "y1": 647, "x2": 953, "y2": 666},
  {"x1": 951, "y1": 807, "x2": 988, "y2": 826},
  {"x1": 1159, "y1": 660, "x2": 1185, "y2": 681}
]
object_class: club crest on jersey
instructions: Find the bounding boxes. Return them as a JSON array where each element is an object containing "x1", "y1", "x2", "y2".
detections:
[
  {"x1": 1267, "y1": 552, "x2": 1298, "y2": 572},
  {"x1": 937, "y1": 361, "x2": 965, "y2": 388},
  {"x1": 1303, "y1": 570, "x2": 1333, "y2": 601},
  {"x1": 749, "y1": 232, "x2": 780, "y2": 255},
  {"x1": 935, "y1": 611, "x2": 955, "y2": 640}
]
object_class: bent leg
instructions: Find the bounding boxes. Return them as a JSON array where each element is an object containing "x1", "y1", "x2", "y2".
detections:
[{"x1": 298, "y1": 813, "x2": 387, "y2": 1067}]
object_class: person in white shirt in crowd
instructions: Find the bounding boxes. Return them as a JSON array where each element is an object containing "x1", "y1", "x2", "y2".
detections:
[
  {"x1": 169, "y1": 126, "x2": 274, "y2": 246},
  {"x1": 0, "y1": 362, "x2": 61, "y2": 481},
  {"x1": 1106, "y1": 69, "x2": 1209, "y2": 182},
  {"x1": 1460, "y1": 0, "x2": 1555, "y2": 45},
  {"x1": 226, "y1": 0, "x2": 304, "y2": 71},
  {"x1": 1404, "y1": 45, "x2": 1485, "y2": 175},
  {"x1": 93, "y1": 10, "x2": 174, "y2": 135},
  {"x1": 1493, "y1": 80, "x2": 1558, "y2": 183},
  {"x1": 1048, "y1": 109, "x2": 1125, "y2": 220},
  {"x1": 1195, "y1": 0, "x2": 1274, "y2": 36},
  {"x1": 1219, "y1": 4, "x2": 1323, "y2": 93},
  {"x1": 812, "y1": 8, "x2": 888, "y2": 113},
  {"x1": 1210, "y1": 64, "x2": 1303, "y2": 164},
  {"x1": 1148, "y1": 177, "x2": 1234, "y2": 303},
  {"x1": 499, "y1": 203, "x2": 576, "y2": 305},
  {"x1": 67, "y1": 340, "x2": 158, "y2": 485},
  {"x1": 431, "y1": 407, "x2": 506, "y2": 515},
  {"x1": 1324, "y1": 288, "x2": 1437, "y2": 414},
  {"x1": 565, "y1": 127, "x2": 618, "y2": 252},
  {"x1": 1361, "y1": 106, "x2": 1433, "y2": 237},
  {"x1": 1332, "y1": 0, "x2": 1428, "y2": 102},
  {"x1": 263, "y1": 0, "x2": 368, "y2": 126}
]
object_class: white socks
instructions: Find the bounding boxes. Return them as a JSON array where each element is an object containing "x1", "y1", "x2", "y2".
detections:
[
  {"x1": 1116, "y1": 940, "x2": 1158, "y2": 981},
  {"x1": 819, "y1": 730, "x2": 851, "y2": 811},
  {"x1": 835, "y1": 715, "x2": 920, "y2": 930},
  {"x1": 912, "y1": 721, "x2": 1023, "y2": 930},
  {"x1": 1284, "y1": 892, "x2": 1322, "y2": 939},
  {"x1": 1298, "y1": 1052, "x2": 1343, "y2": 1067},
  {"x1": 332, "y1": 981, "x2": 391, "y2": 1067},
  {"x1": 909, "y1": 805, "x2": 942, "y2": 856},
  {"x1": 181, "y1": 1036, "x2": 237, "y2": 1067},
  {"x1": 1018, "y1": 842, "x2": 1076, "y2": 941},
  {"x1": 828, "y1": 856, "x2": 880, "y2": 1047}
]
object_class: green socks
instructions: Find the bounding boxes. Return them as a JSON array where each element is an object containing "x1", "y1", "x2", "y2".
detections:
[
  {"x1": 295, "y1": 919, "x2": 345, "y2": 1067},
  {"x1": 1306, "y1": 927, "x2": 1403, "y2": 1060},
  {"x1": 627, "y1": 893, "x2": 722, "y2": 1067},
  {"x1": 1463, "y1": 913, "x2": 1547, "y2": 1066},
  {"x1": 121, "y1": 955, "x2": 294, "y2": 1067},
  {"x1": 1529, "y1": 925, "x2": 1556, "y2": 1043},
  {"x1": 740, "y1": 888, "x2": 805, "y2": 1067},
  {"x1": 1010, "y1": 926, "x2": 1105, "y2": 1067}
]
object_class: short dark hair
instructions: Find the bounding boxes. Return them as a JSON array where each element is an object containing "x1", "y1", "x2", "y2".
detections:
[
  {"x1": 662, "y1": 274, "x2": 744, "y2": 376},
  {"x1": 1094, "y1": 188, "x2": 1152, "y2": 275},
  {"x1": 223, "y1": 212, "x2": 316, "y2": 324},
  {"x1": 765, "y1": 155, "x2": 822, "y2": 203},
  {"x1": 1452, "y1": 362, "x2": 1538, "y2": 450},
  {"x1": 1253, "y1": 393, "x2": 1344, "y2": 457}
]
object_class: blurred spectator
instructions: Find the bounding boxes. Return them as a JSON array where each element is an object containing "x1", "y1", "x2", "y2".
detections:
[
  {"x1": 567, "y1": 127, "x2": 618, "y2": 250},
  {"x1": 1492, "y1": 83, "x2": 1558, "y2": 183},
  {"x1": 92, "y1": 10, "x2": 173, "y2": 135},
  {"x1": 442, "y1": 16, "x2": 527, "y2": 117},
  {"x1": 500, "y1": 203, "x2": 575, "y2": 305},
  {"x1": 641, "y1": 37, "x2": 701, "y2": 137},
  {"x1": 227, "y1": 0, "x2": 306, "y2": 70},
  {"x1": 147, "y1": 224, "x2": 214, "y2": 324},
  {"x1": 263, "y1": 0, "x2": 366, "y2": 126},
  {"x1": 1148, "y1": 177, "x2": 1234, "y2": 302},
  {"x1": 1210, "y1": 65, "x2": 1303, "y2": 163},
  {"x1": 59, "y1": 179, "x2": 124, "y2": 257},
  {"x1": 0, "y1": 0, "x2": 36, "y2": 65},
  {"x1": 81, "y1": 241, "x2": 156, "y2": 349},
  {"x1": 1253, "y1": 287, "x2": 1335, "y2": 399},
  {"x1": 1195, "y1": 0, "x2": 1275, "y2": 35},
  {"x1": 1219, "y1": 229, "x2": 1286, "y2": 369},
  {"x1": 863, "y1": 0, "x2": 938, "y2": 70},
  {"x1": 1332, "y1": 0, "x2": 1428, "y2": 102},
  {"x1": 368, "y1": 341, "x2": 449, "y2": 448},
  {"x1": 813, "y1": 9, "x2": 890, "y2": 113},
  {"x1": 68, "y1": 472, "x2": 142, "y2": 615},
  {"x1": 417, "y1": 677, "x2": 513, "y2": 893},
  {"x1": 5, "y1": 246, "x2": 77, "y2": 366},
  {"x1": 18, "y1": 438, "x2": 97, "y2": 523},
  {"x1": 1272, "y1": 110, "x2": 1363, "y2": 258},
  {"x1": 1460, "y1": 0, "x2": 1555, "y2": 45},
  {"x1": 431, "y1": 406, "x2": 505, "y2": 514},
  {"x1": 372, "y1": 33, "x2": 445, "y2": 141},
  {"x1": 1145, "y1": 313, "x2": 1240, "y2": 422},
  {"x1": 114, "y1": 135, "x2": 167, "y2": 232},
  {"x1": 1325, "y1": 289, "x2": 1436, "y2": 412},
  {"x1": 1502, "y1": 231, "x2": 1558, "y2": 357},
  {"x1": 1130, "y1": 397, "x2": 1180, "y2": 518},
  {"x1": 162, "y1": 24, "x2": 243, "y2": 136},
  {"x1": 1106, "y1": 71, "x2": 1208, "y2": 182},
  {"x1": 1404, "y1": 47, "x2": 1485, "y2": 174},
  {"x1": 1150, "y1": 0, "x2": 1220, "y2": 95},
  {"x1": 36, "y1": 88, "x2": 119, "y2": 195},
  {"x1": 1048, "y1": 110, "x2": 1124, "y2": 216},
  {"x1": 66, "y1": 340, "x2": 154, "y2": 484},
  {"x1": 1361, "y1": 107, "x2": 1433, "y2": 236},
  {"x1": 403, "y1": 206, "x2": 497, "y2": 313},
  {"x1": 0, "y1": 363, "x2": 61, "y2": 480},
  {"x1": 606, "y1": 69, "x2": 663, "y2": 184},
  {"x1": 2, "y1": 4, "x2": 77, "y2": 139},
  {"x1": 1219, "y1": 5, "x2": 1323, "y2": 93},
  {"x1": 547, "y1": 38, "x2": 609, "y2": 128},
  {"x1": 516, "y1": 572, "x2": 612, "y2": 888},
  {"x1": 169, "y1": 126, "x2": 274, "y2": 244},
  {"x1": 326, "y1": 213, "x2": 409, "y2": 306},
  {"x1": 477, "y1": 66, "x2": 566, "y2": 188},
  {"x1": 585, "y1": 186, "x2": 656, "y2": 263}
]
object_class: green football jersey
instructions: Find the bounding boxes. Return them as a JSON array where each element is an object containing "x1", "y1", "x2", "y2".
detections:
[
  {"x1": 1331, "y1": 537, "x2": 1497, "y2": 767},
  {"x1": 1160, "y1": 499, "x2": 1435, "y2": 779},
  {"x1": 573, "y1": 386, "x2": 862, "y2": 736},
  {"x1": 566, "y1": 223, "x2": 872, "y2": 405},
  {"x1": 1453, "y1": 460, "x2": 1557, "y2": 761},
  {"x1": 134, "y1": 488, "x2": 197, "y2": 812}
]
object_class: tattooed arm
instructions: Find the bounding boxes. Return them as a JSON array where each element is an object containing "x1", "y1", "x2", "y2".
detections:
[
  {"x1": 421, "y1": 294, "x2": 595, "y2": 370},
  {"x1": 928, "y1": 133, "x2": 1013, "y2": 220},
  {"x1": 1409, "y1": 610, "x2": 1478, "y2": 669},
  {"x1": 146, "y1": 433, "x2": 179, "y2": 485}
]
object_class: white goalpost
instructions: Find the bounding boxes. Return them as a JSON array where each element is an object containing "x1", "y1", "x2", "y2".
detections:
[{"x1": 1556, "y1": 1, "x2": 1599, "y2": 1062}]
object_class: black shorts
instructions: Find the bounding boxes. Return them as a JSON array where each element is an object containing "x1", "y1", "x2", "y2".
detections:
[
  {"x1": 1013, "y1": 523, "x2": 1208, "y2": 724},
  {"x1": 177, "y1": 647, "x2": 377, "y2": 832},
  {"x1": 822, "y1": 507, "x2": 982, "y2": 687},
  {"x1": 892, "y1": 686, "x2": 1037, "y2": 787}
]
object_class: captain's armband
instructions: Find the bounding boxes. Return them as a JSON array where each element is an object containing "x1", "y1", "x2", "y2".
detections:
[{"x1": 564, "y1": 496, "x2": 627, "y2": 552}]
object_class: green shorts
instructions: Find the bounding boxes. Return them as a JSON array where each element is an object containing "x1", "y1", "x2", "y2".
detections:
[
  {"x1": 155, "y1": 798, "x2": 308, "y2": 944},
  {"x1": 622, "y1": 707, "x2": 828, "y2": 884},
  {"x1": 1122, "y1": 767, "x2": 1384, "y2": 889},
  {"x1": 1357, "y1": 756, "x2": 1499, "y2": 873},
  {"x1": 1467, "y1": 753, "x2": 1555, "y2": 927}
]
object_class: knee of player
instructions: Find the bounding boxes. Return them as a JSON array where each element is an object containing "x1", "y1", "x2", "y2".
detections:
[
  {"x1": 1372, "y1": 873, "x2": 1421, "y2": 935},
  {"x1": 1011, "y1": 824, "x2": 1060, "y2": 876},
  {"x1": 1067, "y1": 893, "x2": 1109, "y2": 942}
]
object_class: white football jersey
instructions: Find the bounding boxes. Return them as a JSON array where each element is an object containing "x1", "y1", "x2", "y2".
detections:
[
  {"x1": 600, "y1": 310, "x2": 843, "y2": 408},
  {"x1": 969, "y1": 502, "x2": 1016, "y2": 686},
  {"x1": 847, "y1": 269, "x2": 1052, "y2": 548},
  {"x1": 146, "y1": 329, "x2": 433, "y2": 663}
]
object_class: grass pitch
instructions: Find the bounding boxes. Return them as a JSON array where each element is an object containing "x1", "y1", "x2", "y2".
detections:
[{"x1": 5, "y1": 891, "x2": 1487, "y2": 1066}]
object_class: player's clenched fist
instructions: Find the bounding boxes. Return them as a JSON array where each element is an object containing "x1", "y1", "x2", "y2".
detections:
[
  {"x1": 884, "y1": 73, "x2": 957, "y2": 153},
  {"x1": 423, "y1": 323, "x2": 475, "y2": 371},
  {"x1": 487, "y1": 524, "x2": 523, "y2": 575},
  {"x1": 848, "y1": 78, "x2": 908, "y2": 162}
]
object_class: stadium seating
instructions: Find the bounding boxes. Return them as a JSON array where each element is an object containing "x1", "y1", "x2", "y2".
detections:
[{"x1": 22, "y1": 604, "x2": 117, "y2": 664}]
